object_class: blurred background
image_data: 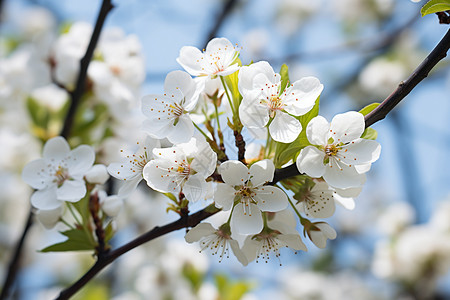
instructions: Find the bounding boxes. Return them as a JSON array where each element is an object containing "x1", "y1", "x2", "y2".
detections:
[{"x1": 1, "y1": 0, "x2": 450, "y2": 299}]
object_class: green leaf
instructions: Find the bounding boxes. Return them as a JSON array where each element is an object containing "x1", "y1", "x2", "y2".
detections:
[
  {"x1": 182, "y1": 263, "x2": 205, "y2": 293},
  {"x1": 361, "y1": 127, "x2": 378, "y2": 140},
  {"x1": 40, "y1": 229, "x2": 96, "y2": 252},
  {"x1": 421, "y1": 0, "x2": 450, "y2": 16},
  {"x1": 298, "y1": 95, "x2": 320, "y2": 128},
  {"x1": 214, "y1": 274, "x2": 253, "y2": 300},
  {"x1": 279, "y1": 64, "x2": 290, "y2": 94},
  {"x1": 358, "y1": 102, "x2": 380, "y2": 116}
]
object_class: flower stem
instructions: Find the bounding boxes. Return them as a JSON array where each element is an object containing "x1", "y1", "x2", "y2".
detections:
[{"x1": 220, "y1": 76, "x2": 235, "y2": 115}]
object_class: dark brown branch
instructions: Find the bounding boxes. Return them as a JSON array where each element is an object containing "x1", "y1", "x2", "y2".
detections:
[
  {"x1": 202, "y1": 0, "x2": 238, "y2": 49},
  {"x1": 89, "y1": 192, "x2": 109, "y2": 257},
  {"x1": 55, "y1": 206, "x2": 219, "y2": 300},
  {"x1": 234, "y1": 130, "x2": 246, "y2": 164},
  {"x1": 0, "y1": 208, "x2": 33, "y2": 300},
  {"x1": 60, "y1": 0, "x2": 114, "y2": 139},
  {"x1": 272, "y1": 28, "x2": 450, "y2": 185},
  {"x1": 365, "y1": 28, "x2": 450, "y2": 127}
]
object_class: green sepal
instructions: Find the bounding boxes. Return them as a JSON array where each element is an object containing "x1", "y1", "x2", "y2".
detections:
[
  {"x1": 358, "y1": 102, "x2": 380, "y2": 116},
  {"x1": 421, "y1": 0, "x2": 450, "y2": 17},
  {"x1": 279, "y1": 64, "x2": 290, "y2": 95},
  {"x1": 361, "y1": 127, "x2": 378, "y2": 140},
  {"x1": 40, "y1": 229, "x2": 96, "y2": 252}
]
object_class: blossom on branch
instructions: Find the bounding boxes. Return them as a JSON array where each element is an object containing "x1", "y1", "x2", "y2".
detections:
[
  {"x1": 214, "y1": 159, "x2": 288, "y2": 235},
  {"x1": 22, "y1": 136, "x2": 95, "y2": 210},
  {"x1": 176, "y1": 37, "x2": 240, "y2": 78},
  {"x1": 296, "y1": 111, "x2": 381, "y2": 189},
  {"x1": 238, "y1": 61, "x2": 323, "y2": 143},
  {"x1": 143, "y1": 137, "x2": 217, "y2": 202}
]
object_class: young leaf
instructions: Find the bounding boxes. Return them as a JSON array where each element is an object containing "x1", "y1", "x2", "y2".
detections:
[
  {"x1": 279, "y1": 64, "x2": 290, "y2": 94},
  {"x1": 421, "y1": 0, "x2": 450, "y2": 17},
  {"x1": 40, "y1": 229, "x2": 96, "y2": 252},
  {"x1": 358, "y1": 102, "x2": 380, "y2": 116},
  {"x1": 361, "y1": 127, "x2": 378, "y2": 140}
]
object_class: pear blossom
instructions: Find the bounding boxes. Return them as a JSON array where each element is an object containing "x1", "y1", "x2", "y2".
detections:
[
  {"x1": 241, "y1": 210, "x2": 307, "y2": 264},
  {"x1": 185, "y1": 222, "x2": 248, "y2": 266},
  {"x1": 21, "y1": 136, "x2": 95, "y2": 210},
  {"x1": 176, "y1": 37, "x2": 240, "y2": 78},
  {"x1": 214, "y1": 159, "x2": 288, "y2": 235},
  {"x1": 295, "y1": 180, "x2": 360, "y2": 218},
  {"x1": 107, "y1": 135, "x2": 160, "y2": 197},
  {"x1": 304, "y1": 221, "x2": 337, "y2": 248},
  {"x1": 141, "y1": 71, "x2": 200, "y2": 144},
  {"x1": 296, "y1": 111, "x2": 381, "y2": 189},
  {"x1": 143, "y1": 137, "x2": 217, "y2": 202},
  {"x1": 238, "y1": 61, "x2": 323, "y2": 143}
]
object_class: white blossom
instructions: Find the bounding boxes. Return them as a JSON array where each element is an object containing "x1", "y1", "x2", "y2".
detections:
[
  {"x1": 304, "y1": 221, "x2": 337, "y2": 248},
  {"x1": 214, "y1": 159, "x2": 288, "y2": 235},
  {"x1": 141, "y1": 71, "x2": 200, "y2": 144},
  {"x1": 143, "y1": 137, "x2": 217, "y2": 202},
  {"x1": 296, "y1": 111, "x2": 381, "y2": 189},
  {"x1": 185, "y1": 222, "x2": 248, "y2": 265},
  {"x1": 238, "y1": 61, "x2": 323, "y2": 143},
  {"x1": 22, "y1": 136, "x2": 95, "y2": 210},
  {"x1": 107, "y1": 135, "x2": 160, "y2": 197},
  {"x1": 177, "y1": 37, "x2": 240, "y2": 78},
  {"x1": 85, "y1": 164, "x2": 109, "y2": 185}
]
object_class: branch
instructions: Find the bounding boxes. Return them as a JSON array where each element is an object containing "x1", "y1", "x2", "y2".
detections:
[
  {"x1": 1, "y1": 1, "x2": 114, "y2": 299},
  {"x1": 272, "y1": 28, "x2": 450, "y2": 185},
  {"x1": 60, "y1": 0, "x2": 114, "y2": 139},
  {"x1": 55, "y1": 206, "x2": 219, "y2": 300}
]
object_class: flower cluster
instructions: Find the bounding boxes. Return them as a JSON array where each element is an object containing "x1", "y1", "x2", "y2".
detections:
[{"x1": 21, "y1": 36, "x2": 381, "y2": 266}]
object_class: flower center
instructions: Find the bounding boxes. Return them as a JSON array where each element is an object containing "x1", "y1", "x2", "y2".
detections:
[
  {"x1": 169, "y1": 102, "x2": 184, "y2": 118},
  {"x1": 324, "y1": 144, "x2": 340, "y2": 156},
  {"x1": 53, "y1": 165, "x2": 70, "y2": 187}
]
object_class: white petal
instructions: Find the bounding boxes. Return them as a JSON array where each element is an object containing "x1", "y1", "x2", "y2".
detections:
[
  {"x1": 334, "y1": 186, "x2": 362, "y2": 198},
  {"x1": 185, "y1": 222, "x2": 215, "y2": 243},
  {"x1": 66, "y1": 145, "x2": 95, "y2": 176},
  {"x1": 309, "y1": 223, "x2": 336, "y2": 249},
  {"x1": 268, "y1": 209, "x2": 298, "y2": 233},
  {"x1": 269, "y1": 112, "x2": 302, "y2": 143},
  {"x1": 166, "y1": 114, "x2": 194, "y2": 144},
  {"x1": 118, "y1": 177, "x2": 142, "y2": 197},
  {"x1": 142, "y1": 160, "x2": 178, "y2": 193},
  {"x1": 56, "y1": 179, "x2": 86, "y2": 202},
  {"x1": 176, "y1": 46, "x2": 204, "y2": 76},
  {"x1": 184, "y1": 174, "x2": 207, "y2": 202},
  {"x1": 163, "y1": 70, "x2": 198, "y2": 109},
  {"x1": 238, "y1": 61, "x2": 275, "y2": 94},
  {"x1": 296, "y1": 146, "x2": 326, "y2": 178},
  {"x1": 278, "y1": 234, "x2": 307, "y2": 251},
  {"x1": 249, "y1": 159, "x2": 275, "y2": 187},
  {"x1": 329, "y1": 111, "x2": 365, "y2": 143},
  {"x1": 189, "y1": 138, "x2": 217, "y2": 178},
  {"x1": 36, "y1": 206, "x2": 63, "y2": 229},
  {"x1": 31, "y1": 187, "x2": 60, "y2": 210},
  {"x1": 101, "y1": 195, "x2": 123, "y2": 217},
  {"x1": 333, "y1": 193, "x2": 355, "y2": 210},
  {"x1": 231, "y1": 203, "x2": 263, "y2": 235},
  {"x1": 214, "y1": 183, "x2": 236, "y2": 211},
  {"x1": 239, "y1": 96, "x2": 269, "y2": 128},
  {"x1": 85, "y1": 164, "x2": 109, "y2": 184},
  {"x1": 306, "y1": 116, "x2": 329, "y2": 146},
  {"x1": 323, "y1": 158, "x2": 366, "y2": 189},
  {"x1": 218, "y1": 160, "x2": 249, "y2": 186},
  {"x1": 355, "y1": 163, "x2": 371, "y2": 174},
  {"x1": 254, "y1": 186, "x2": 288, "y2": 212},
  {"x1": 22, "y1": 159, "x2": 51, "y2": 189},
  {"x1": 205, "y1": 37, "x2": 234, "y2": 53},
  {"x1": 241, "y1": 236, "x2": 259, "y2": 263},
  {"x1": 43, "y1": 136, "x2": 70, "y2": 161},
  {"x1": 303, "y1": 184, "x2": 336, "y2": 219},
  {"x1": 229, "y1": 239, "x2": 249, "y2": 266},
  {"x1": 283, "y1": 77, "x2": 323, "y2": 116},
  {"x1": 338, "y1": 139, "x2": 381, "y2": 165}
]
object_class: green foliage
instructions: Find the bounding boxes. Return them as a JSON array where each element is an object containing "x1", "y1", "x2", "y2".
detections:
[
  {"x1": 361, "y1": 127, "x2": 378, "y2": 140},
  {"x1": 273, "y1": 96, "x2": 320, "y2": 168},
  {"x1": 215, "y1": 274, "x2": 253, "y2": 300},
  {"x1": 182, "y1": 263, "x2": 205, "y2": 293},
  {"x1": 40, "y1": 229, "x2": 96, "y2": 252},
  {"x1": 73, "y1": 284, "x2": 110, "y2": 300},
  {"x1": 280, "y1": 175, "x2": 315, "y2": 202},
  {"x1": 421, "y1": 0, "x2": 450, "y2": 17},
  {"x1": 358, "y1": 102, "x2": 380, "y2": 116},
  {"x1": 279, "y1": 64, "x2": 290, "y2": 94}
]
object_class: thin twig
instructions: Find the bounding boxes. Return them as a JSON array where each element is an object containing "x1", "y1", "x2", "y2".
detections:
[{"x1": 234, "y1": 130, "x2": 246, "y2": 164}]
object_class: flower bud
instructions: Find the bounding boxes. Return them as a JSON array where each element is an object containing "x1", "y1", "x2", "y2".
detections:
[
  {"x1": 101, "y1": 195, "x2": 123, "y2": 217},
  {"x1": 85, "y1": 164, "x2": 109, "y2": 184},
  {"x1": 36, "y1": 206, "x2": 63, "y2": 229}
]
